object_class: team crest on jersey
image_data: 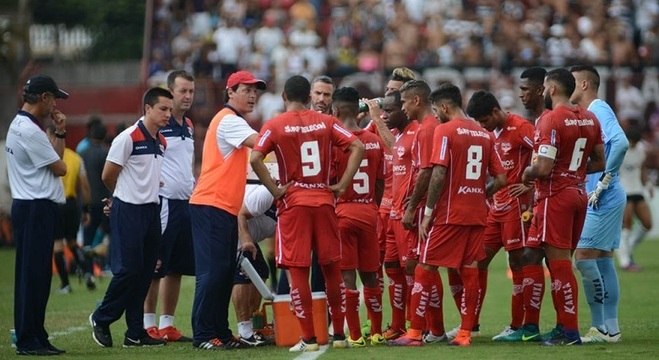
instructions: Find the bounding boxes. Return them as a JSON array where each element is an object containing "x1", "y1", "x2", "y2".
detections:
[
  {"x1": 396, "y1": 146, "x2": 405, "y2": 159},
  {"x1": 500, "y1": 142, "x2": 512, "y2": 154}
]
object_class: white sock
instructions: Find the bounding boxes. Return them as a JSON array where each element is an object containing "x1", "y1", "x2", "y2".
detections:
[
  {"x1": 238, "y1": 320, "x2": 253, "y2": 338},
  {"x1": 630, "y1": 226, "x2": 649, "y2": 250},
  {"x1": 617, "y1": 228, "x2": 631, "y2": 267},
  {"x1": 144, "y1": 313, "x2": 157, "y2": 329},
  {"x1": 159, "y1": 315, "x2": 174, "y2": 329}
]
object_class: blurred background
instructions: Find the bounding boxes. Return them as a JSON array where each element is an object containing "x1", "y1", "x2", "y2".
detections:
[{"x1": 0, "y1": 0, "x2": 658, "y2": 222}]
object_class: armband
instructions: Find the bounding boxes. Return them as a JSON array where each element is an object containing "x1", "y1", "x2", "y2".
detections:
[{"x1": 424, "y1": 206, "x2": 434, "y2": 217}]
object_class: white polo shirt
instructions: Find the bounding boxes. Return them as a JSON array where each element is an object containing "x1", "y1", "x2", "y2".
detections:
[
  {"x1": 159, "y1": 115, "x2": 195, "y2": 200},
  {"x1": 244, "y1": 184, "x2": 276, "y2": 242},
  {"x1": 107, "y1": 120, "x2": 166, "y2": 205},
  {"x1": 5, "y1": 110, "x2": 64, "y2": 203}
]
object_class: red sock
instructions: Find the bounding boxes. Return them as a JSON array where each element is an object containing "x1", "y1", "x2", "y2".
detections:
[
  {"x1": 377, "y1": 266, "x2": 385, "y2": 294},
  {"x1": 405, "y1": 274, "x2": 414, "y2": 322},
  {"x1": 320, "y1": 262, "x2": 346, "y2": 337},
  {"x1": 474, "y1": 268, "x2": 488, "y2": 325},
  {"x1": 510, "y1": 269, "x2": 524, "y2": 329},
  {"x1": 408, "y1": 266, "x2": 434, "y2": 332},
  {"x1": 427, "y1": 270, "x2": 445, "y2": 335},
  {"x1": 522, "y1": 264, "x2": 545, "y2": 327},
  {"x1": 289, "y1": 266, "x2": 315, "y2": 340},
  {"x1": 547, "y1": 259, "x2": 579, "y2": 332},
  {"x1": 447, "y1": 268, "x2": 463, "y2": 311},
  {"x1": 363, "y1": 286, "x2": 383, "y2": 335},
  {"x1": 385, "y1": 266, "x2": 406, "y2": 331},
  {"x1": 459, "y1": 267, "x2": 479, "y2": 331},
  {"x1": 345, "y1": 289, "x2": 361, "y2": 340}
]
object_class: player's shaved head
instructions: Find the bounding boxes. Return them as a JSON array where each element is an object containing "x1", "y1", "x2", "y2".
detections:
[
  {"x1": 284, "y1": 75, "x2": 311, "y2": 104},
  {"x1": 569, "y1": 65, "x2": 600, "y2": 89},
  {"x1": 521, "y1": 67, "x2": 547, "y2": 87},
  {"x1": 399, "y1": 80, "x2": 431, "y2": 104},
  {"x1": 545, "y1": 68, "x2": 576, "y2": 98},
  {"x1": 332, "y1": 87, "x2": 360, "y2": 116}
]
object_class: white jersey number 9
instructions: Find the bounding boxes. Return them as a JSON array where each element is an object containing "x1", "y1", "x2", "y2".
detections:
[{"x1": 301, "y1": 140, "x2": 321, "y2": 177}]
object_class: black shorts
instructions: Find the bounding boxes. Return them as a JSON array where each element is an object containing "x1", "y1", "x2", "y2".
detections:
[
  {"x1": 153, "y1": 198, "x2": 195, "y2": 278},
  {"x1": 234, "y1": 242, "x2": 269, "y2": 284},
  {"x1": 55, "y1": 198, "x2": 80, "y2": 241},
  {"x1": 627, "y1": 194, "x2": 645, "y2": 204}
]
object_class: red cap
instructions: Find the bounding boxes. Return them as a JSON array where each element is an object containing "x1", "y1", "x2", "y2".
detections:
[{"x1": 226, "y1": 70, "x2": 266, "y2": 90}]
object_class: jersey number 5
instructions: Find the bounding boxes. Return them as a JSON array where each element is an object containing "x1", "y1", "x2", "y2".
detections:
[
  {"x1": 301, "y1": 140, "x2": 321, "y2": 177},
  {"x1": 466, "y1": 145, "x2": 483, "y2": 180},
  {"x1": 353, "y1": 159, "x2": 369, "y2": 194}
]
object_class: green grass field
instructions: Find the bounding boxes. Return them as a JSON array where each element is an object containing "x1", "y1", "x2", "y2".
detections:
[{"x1": 1, "y1": 240, "x2": 658, "y2": 359}]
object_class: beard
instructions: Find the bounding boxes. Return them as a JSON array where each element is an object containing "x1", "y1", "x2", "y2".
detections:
[{"x1": 544, "y1": 92, "x2": 553, "y2": 110}]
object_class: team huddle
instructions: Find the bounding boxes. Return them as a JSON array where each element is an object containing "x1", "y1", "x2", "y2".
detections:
[
  {"x1": 7, "y1": 64, "x2": 628, "y2": 355},
  {"x1": 243, "y1": 64, "x2": 623, "y2": 350}
]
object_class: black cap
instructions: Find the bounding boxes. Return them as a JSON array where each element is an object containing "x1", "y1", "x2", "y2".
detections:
[{"x1": 24, "y1": 75, "x2": 69, "y2": 99}]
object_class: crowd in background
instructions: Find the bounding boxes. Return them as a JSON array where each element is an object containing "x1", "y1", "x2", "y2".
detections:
[
  {"x1": 146, "y1": 0, "x2": 659, "y2": 179},
  {"x1": 149, "y1": 0, "x2": 658, "y2": 83}
]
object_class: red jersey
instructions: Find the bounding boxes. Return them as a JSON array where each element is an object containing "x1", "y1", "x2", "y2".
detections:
[
  {"x1": 413, "y1": 115, "x2": 441, "y2": 170},
  {"x1": 430, "y1": 118, "x2": 505, "y2": 226},
  {"x1": 390, "y1": 121, "x2": 419, "y2": 219},
  {"x1": 366, "y1": 124, "x2": 396, "y2": 214},
  {"x1": 254, "y1": 110, "x2": 357, "y2": 208},
  {"x1": 532, "y1": 105, "x2": 603, "y2": 200},
  {"x1": 490, "y1": 113, "x2": 535, "y2": 221},
  {"x1": 336, "y1": 129, "x2": 385, "y2": 204}
]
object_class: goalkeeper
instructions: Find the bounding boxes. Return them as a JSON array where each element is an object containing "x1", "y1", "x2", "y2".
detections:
[{"x1": 570, "y1": 65, "x2": 629, "y2": 344}]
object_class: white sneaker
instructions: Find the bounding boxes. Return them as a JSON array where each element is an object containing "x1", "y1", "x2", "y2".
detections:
[
  {"x1": 289, "y1": 339, "x2": 320, "y2": 352},
  {"x1": 581, "y1": 327, "x2": 621, "y2": 343},
  {"x1": 423, "y1": 331, "x2": 447, "y2": 344},
  {"x1": 492, "y1": 326, "x2": 516, "y2": 341},
  {"x1": 446, "y1": 326, "x2": 480, "y2": 340}
]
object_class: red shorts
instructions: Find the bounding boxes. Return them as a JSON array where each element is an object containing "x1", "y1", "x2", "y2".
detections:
[
  {"x1": 483, "y1": 215, "x2": 528, "y2": 252},
  {"x1": 526, "y1": 187, "x2": 588, "y2": 250},
  {"x1": 383, "y1": 218, "x2": 419, "y2": 264},
  {"x1": 377, "y1": 211, "x2": 390, "y2": 258},
  {"x1": 337, "y1": 203, "x2": 380, "y2": 272},
  {"x1": 420, "y1": 224, "x2": 486, "y2": 268},
  {"x1": 275, "y1": 205, "x2": 340, "y2": 267}
]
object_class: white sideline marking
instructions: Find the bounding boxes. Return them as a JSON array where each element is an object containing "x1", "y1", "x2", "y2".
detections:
[
  {"x1": 293, "y1": 344, "x2": 329, "y2": 360},
  {"x1": 49, "y1": 325, "x2": 88, "y2": 339}
]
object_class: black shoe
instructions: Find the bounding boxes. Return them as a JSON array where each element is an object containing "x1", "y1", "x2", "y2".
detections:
[
  {"x1": 16, "y1": 347, "x2": 57, "y2": 356},
  {"x1": 123, "y1": 334, "x2": 166, "y2": 347},
  {"x1": 89, "y1": 313, "x2": 113, "y2": 347},
  {"x1": 84, "y1": 273, "x2": 96, "y2": 291},
  {"x1": 193, "y1": 338, "x2": 224, "y2": 350},
  {"x1": 239, "y1": 334, "x2": 266, "y2": 347},
  {"x1": 44, "y1": 342, "x2": 66, "y2": 355},
  {"x1": 221, "y1": 336, "x2": 246, "y2": 349}
]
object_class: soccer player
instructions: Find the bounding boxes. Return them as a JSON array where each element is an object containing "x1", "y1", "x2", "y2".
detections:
[
  {"x1": 332, "y1": 87, "x2": 386, "y2": 347},
  {"x1": 519, "y1": 67, "x2": 548, "y2": 123},
  {"x1": 618, "y1": 127, "x2": 653, "y2": 271},
  {"x1": 393, "y1": 83, "x2": 506, "y2": 347},
  {"x1": 382, "y1": 90, "x2": 418, "y2": 341},
  {"x1": 47, "y1": 125, "x2": 92, "y2": 294},
  {"x1": 90, "y1": 87, "x2": 172, "y2": 348},
  {"x1": 188, "y1": 70, "x2": 265, "y2": 350},
  {"x1": 521, "y1": 68, "x2": 605, "y2": 345},
  {"x1": 250, "y1": 75, "x2": 364, "y2": 352},
  {"x1": 231, "y1": 163, "x2": 279, "y2": 347},
  {"x1": 570, "y1": 65, "x2": 628, "y2": 343},
  {"x1": 465, "y1": 90, "x2": 535, "y2": 341},
  {"x1": 143, "y1": 70, "x2": 196, "y2": 342},
  {"x1": 398, "y1": 80, "x2": 446, "y2": 342},
  {"x1": 7, "y1": 74, "x2": 69, "y2": 355}
]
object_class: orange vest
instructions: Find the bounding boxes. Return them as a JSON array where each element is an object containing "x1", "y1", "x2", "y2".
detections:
[{"x1": 190, "y1": 107, "x2": 250, "y2": 215}]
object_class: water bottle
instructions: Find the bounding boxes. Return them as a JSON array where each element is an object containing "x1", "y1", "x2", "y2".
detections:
[{"x1": 358, "y1": 97, "x2": 383, "y2": 113}]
